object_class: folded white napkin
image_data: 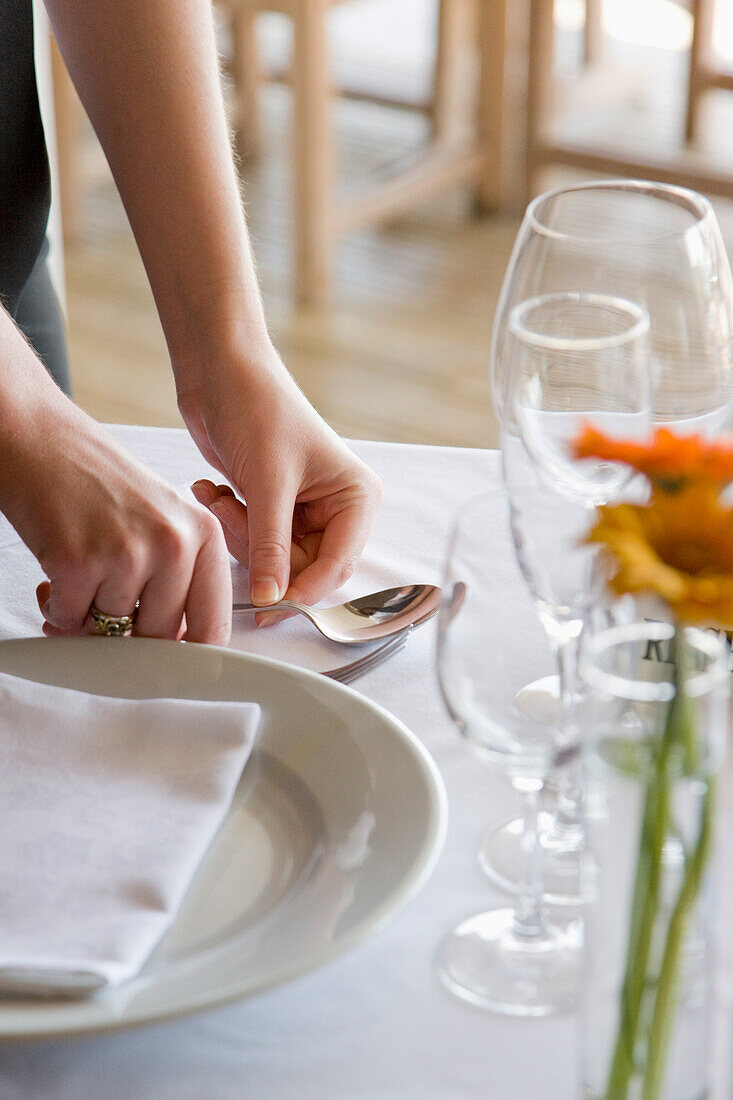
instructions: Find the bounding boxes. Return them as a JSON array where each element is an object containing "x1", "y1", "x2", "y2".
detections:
[{"x1": 0, "y1": 669, "x2": 260, "y2": 993}]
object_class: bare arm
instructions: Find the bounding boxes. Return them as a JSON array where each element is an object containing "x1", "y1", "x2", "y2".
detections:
[
  {"x1": 0, "y1": 304, "x2": 231, "y2": 641},
  {"x1": 45, "y1": 0, "x2": 267, "y2": 371},
  {"x1": 44, "y1": 0, "x2": 381, "y2": 607}
]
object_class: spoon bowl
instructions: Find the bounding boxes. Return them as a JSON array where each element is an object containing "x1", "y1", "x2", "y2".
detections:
[{"x1": 233, "y1": 584, "x2": 441, "y2": 645}]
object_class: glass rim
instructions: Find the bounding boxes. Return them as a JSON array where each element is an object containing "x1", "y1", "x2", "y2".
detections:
[
  {"x1": 581, "y1": 620, "x2": 729, "y2": 703},
  {"x1": 525, "y1": 179, "x2": 713, "y2": 246},
  {"x1": 508, "y1": 292, "x2": 650, "y2": 352}
]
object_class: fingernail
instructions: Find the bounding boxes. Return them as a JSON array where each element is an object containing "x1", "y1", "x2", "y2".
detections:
[
  {"x1": 255, "y1": 609, "x2": 289, "y2": 629},
  {"x1": 209, "y1": 501, "x2": 230, "y2": 525},
  {"x1": 252, "y1": 578, "x2": 281, "y2": 606},
  {"x1": 255, "y1": 613, "x2": 277, "y2": 629}
]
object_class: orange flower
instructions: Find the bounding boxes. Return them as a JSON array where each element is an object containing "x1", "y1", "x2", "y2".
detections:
[
  {"x1": 573, "y1": 425, "x2": 733, "y2": 486},
  {"x1": 586, "y1": 481, "x2": 733, "y2": 628}
]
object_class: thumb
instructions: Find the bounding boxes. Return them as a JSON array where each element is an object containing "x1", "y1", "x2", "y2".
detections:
[{"x1": 245, "y1": 481, "x2": 295, "y2": 606}]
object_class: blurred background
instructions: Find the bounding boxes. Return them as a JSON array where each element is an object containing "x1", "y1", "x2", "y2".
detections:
[{"x1": 45, "y1": 0, "x2": 733, "y2": 449}]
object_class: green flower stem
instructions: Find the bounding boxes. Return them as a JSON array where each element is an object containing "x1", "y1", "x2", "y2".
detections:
[
  {"x1": 641, "y1": 778, "x2": 715, "y2": 1100},
  {"x1": 605, "y1": 632, "x2": 688, "y2": 1099},
  {"x1": 605, "y1": 739, "x2": 672, "y2": 1096}
]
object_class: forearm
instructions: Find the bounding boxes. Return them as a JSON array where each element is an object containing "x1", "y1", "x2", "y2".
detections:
[
  {"x1": 44, "y1": 0, "x2": 272, "y2": 387},
  {"x1": 0, "y1": 305, "x2": 65, "y2": 469}
]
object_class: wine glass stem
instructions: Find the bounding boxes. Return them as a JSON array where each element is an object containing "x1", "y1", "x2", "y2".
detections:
[
  {"x1": 552, "y1": 633, "x2": 584, "y2": 835},
  {"x1": 554, "y1": 633, "x2": 580, "y2": 714},
  {"x1": 554, "y1": 755, "x2": 583, "y2": 833},
  {"x1": 513, "y1": 784, "x2": 548, "y2": 938}
]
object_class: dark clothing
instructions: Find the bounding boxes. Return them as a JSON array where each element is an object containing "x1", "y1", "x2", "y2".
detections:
[
  {"x1": 1, "y1": 0, "x2": 71, "y2": 393},
  {"x1": 14, "y1": 238, "x2": 71, "y2": 392},
  {"x1": 0, "y1": 0, "x2": 51, "y2": 312}
]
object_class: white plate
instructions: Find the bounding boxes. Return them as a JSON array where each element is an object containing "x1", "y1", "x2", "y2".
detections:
[{"x1": 0, "y1": 637, "x2": 446, "y2": 1040}]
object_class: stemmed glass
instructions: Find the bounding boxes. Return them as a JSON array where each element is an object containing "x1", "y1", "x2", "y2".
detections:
[
  {"x1": 483, "y1": 180, "x2": 733, "y2": 904},
  {"x1": 507, "y1": 292, "x2": 650, "y2": 504},
  {"x1": 436, "y1": 488, "x2": 582, "y2": 1016},
  {"x1": 492, "y1": 180, "x2": 733, "y2": 433},
  {"x1": 479, "y1": 293, "x2": 652, "y2": 905}
]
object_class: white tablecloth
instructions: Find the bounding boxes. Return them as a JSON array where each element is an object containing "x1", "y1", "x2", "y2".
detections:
[{"x1": 0, "y1": 426, "x2": 730, "y2": 1099}]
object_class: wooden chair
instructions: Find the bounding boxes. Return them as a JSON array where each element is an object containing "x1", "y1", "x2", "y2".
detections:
[
  {"x1": 216, "y1": 0, "x2": 508, "y2": 304},
  {"x1": 524, "y1": 0, "x2": 733, "y2": 203},
  {"x1": 51, "y1": 2, "x2": 515, "y2": 303},
  {"x1": 685, "y1": 0, "x2": 732, "y2": 143}
]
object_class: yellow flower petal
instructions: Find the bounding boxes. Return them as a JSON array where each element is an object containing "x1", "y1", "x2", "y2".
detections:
[{"x1": 586, "y1": 483, "x2": 733, "y2": 628}]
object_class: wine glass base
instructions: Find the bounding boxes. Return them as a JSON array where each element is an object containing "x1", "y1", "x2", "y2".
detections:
[
  {"x1": 514, "y1": 674, "x2": 563, "y2": 723},
  {"x1": 478, "y1": 814, "x2": 582, "y2": 908},
  {"x1": 437, "y1": 907, "x2": 581, "y2": 1016},
  {"x1": 479, "y1": 673, "x2": 584, "y2": 907}
]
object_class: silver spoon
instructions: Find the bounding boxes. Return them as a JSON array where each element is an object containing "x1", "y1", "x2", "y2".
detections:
[{"x1": 233, "y1": 584, "x2": 441, "y2": 645}]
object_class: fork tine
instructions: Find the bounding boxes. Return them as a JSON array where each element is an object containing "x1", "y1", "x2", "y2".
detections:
[
  {"x1": 324, "y1": 627, "x2": 412, "y2": 684},
  {"x1": 337, "y1": 637, "x2": 407, "y2": 684},
  {"x1": 326, "y1": 636, "x2": 404, "y2": 684},
  {"x1": 331, "y1": 638, "x2": 407, "y2": 684}
]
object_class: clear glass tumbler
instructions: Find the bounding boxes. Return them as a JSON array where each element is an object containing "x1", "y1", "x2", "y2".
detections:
[{"x1": 579, "y1": 619, "x2": 729, "y2": 1100}]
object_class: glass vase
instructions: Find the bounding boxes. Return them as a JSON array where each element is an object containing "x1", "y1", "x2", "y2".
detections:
[{"x1": 579, "y1": 619, "x2": 729, "y2": 1100}]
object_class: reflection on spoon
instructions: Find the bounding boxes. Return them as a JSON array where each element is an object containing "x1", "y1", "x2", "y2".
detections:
[{"x1": 233, "y1": 584, "x2": 441, "y2": 645}]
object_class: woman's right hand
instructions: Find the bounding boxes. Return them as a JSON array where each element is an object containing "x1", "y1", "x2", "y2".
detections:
[{"x1": 1, "y1": 381, "x2": 232, "y2": 643}]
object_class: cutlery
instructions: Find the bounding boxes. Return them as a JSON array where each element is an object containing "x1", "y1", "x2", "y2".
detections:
[
  {"x1": 233, "y1": 584, "x2": 440, "y2": 645},
  {"x1": 324, "y1": 627, "x2": 412, "y2": 683}
]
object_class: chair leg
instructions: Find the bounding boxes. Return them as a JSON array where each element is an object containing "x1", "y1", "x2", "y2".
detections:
[
  {"x1": 291, "y1": 0, "x2": 332, "y2": 305},
  {"x1": 685, "y1": 0, "x2": 716, "y2": 144},
  {"x1": 432, "y1": 0, "x2": 477, "y2": 145},
  {"x1": 475, "y1": 0, "x2": 508, "y2": 213},
  {"x1": 583, "y1": 0, "x2": 603, "y2": 67},
  {"x1": 525, "y1": 0, "x2": 556, "y2": 204},
  {"x1": 230, "y1": 6, "x2": 262, "y2": 159}
]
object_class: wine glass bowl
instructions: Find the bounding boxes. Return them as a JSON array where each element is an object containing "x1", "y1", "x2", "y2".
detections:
[
  {"x1": 436, "y1": 489, "x2": 582, "y2": 1016},
  {"x1": 507, "y1": 291, "x2": 651, "y2": 506},
  {"x1": 492, "y1": 180, "x2": 733, "y2": 436},
  {"x1": 480, "y1": 178, "x2": 733, "y2": 910}
]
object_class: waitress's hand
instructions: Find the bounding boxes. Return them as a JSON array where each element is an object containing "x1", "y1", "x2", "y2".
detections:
[
  {"x1": 179, "y1": 350, "x2": 381, "y2": 607},
  {"x1": 2, "y1": 383, "x2": 232, "y2": 643}
]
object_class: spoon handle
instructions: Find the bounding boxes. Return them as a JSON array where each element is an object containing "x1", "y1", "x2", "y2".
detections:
[{"x1": 232, "y1": 601, "x2": 297, "y2": 613}]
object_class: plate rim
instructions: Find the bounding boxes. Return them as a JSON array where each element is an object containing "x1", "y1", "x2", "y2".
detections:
[{"x1": 0, "y1": 636, "x2": 447, "y2": 1041}]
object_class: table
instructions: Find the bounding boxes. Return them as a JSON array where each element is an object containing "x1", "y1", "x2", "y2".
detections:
[{"x1": 0, "y1": 426, "x2": 730, "y2": 1099}]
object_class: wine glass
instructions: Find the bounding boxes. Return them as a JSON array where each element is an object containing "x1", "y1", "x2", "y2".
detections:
[
  {"x1": 476, "y1": 293, "x2": 652, "y2": 905},
  {"x1": 507, "y1": 291, "x2": 651, "y2": 505},
  {"x1": 492, "y1": 179, "x2": 733, "y2": 434},
  {"x1": 483, "y1": 179, "x2": 733, "y2": 904},
  {"x1": 436, "y1": 488, "x2": 582, "y2": 1016}
]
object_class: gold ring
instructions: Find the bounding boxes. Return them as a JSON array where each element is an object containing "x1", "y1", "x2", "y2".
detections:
[{"x1": 90, "y1": 604, "x2": 138, "y2": 636}]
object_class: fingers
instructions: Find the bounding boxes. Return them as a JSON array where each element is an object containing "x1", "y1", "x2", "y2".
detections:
[
  {"x1": 194, "y1": 477, "x2": 296, "y2": 606},
  {"x1": 286, "y1": 497, "x2": 378, "y2": 606},
  {"x1": 245, "y1": 478, "x2": 297, "y2": 606},
  {"x1": 193, "y1": 481, "x2": 323, "y2": 584},
  {"x1": 182, "y1": 525, "x2": 233, "y2": 644},
  {"x1": 93, "y1": 563, "x2": 145, "y2": 631},
  {"x1": 36, "y1": 581, "x2": 78, "y2": 637},
  {"x1": 35, "y1": 499, "x2": 232, "y2": 645},
  {"x1": 134, "y1": 530, "x2": 194, "y2": 640},
  {"x1": 192, "y1": 481, "x2": 250, "y2": 562},
  {"x1": 192, "y1": 472, "x2": 379, "y2": 611},
  {"x1": 36, "y1": 566, "x2": 100, "y2": 635}
]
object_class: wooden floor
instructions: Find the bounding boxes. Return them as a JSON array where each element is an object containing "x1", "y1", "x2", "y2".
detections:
[{"x1": 63, "y1": 2, "x2": 733, "y2": 451}]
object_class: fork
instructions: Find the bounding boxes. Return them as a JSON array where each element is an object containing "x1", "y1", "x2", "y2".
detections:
[{"x1": 323, "y1": 627, "x2": 412, "y2": 684}]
